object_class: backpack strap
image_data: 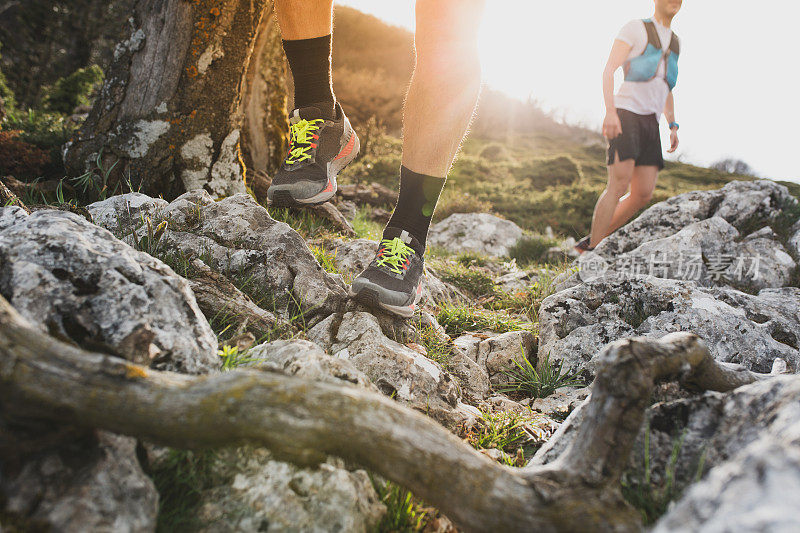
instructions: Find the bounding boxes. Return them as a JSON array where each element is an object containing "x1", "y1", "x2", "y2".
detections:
[
  {"x1": 642, "y1": 19, "x2": 663, "y2": 50},
  {"x1": 668, "y1": 31, "x2": 680, "y2": 55}
]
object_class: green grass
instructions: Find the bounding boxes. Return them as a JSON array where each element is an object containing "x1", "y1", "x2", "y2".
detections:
[
  {"x1": 371, "y1": 479, "x2": 433, "y2": 533},
  {"x1": 485, "y1": 262, "x2": 579, "y2": 324},
  {"x1": 266, "y1": 205, "x2": 340, "y2": 239},
  {"x1": 310, "y1": 244, "x2": 339, "y2": 274},
  {"x1": 352, "y1": 206, "x2": 384, "y2": 240},
  {"x1": 621, "y1": 424, "x2": 706, "y2": 526},
  {"x1": 150, "y1": 450, "x2": 219, "y2": 533},
  {"x1": 497, "y1": 352, "x2": 584, "y2": 399},
  {"x1": 416, "y1": 325, "x2": 454, "y2": 369},
  {"x1": 435, "y1": 302, "x2": 527, "y2": 337},
  {"x1": 509, "y1": 234, "x2": 561, "y2": 266},
  {"x1": 463, "y1": 409, "x2": 550, "y2": 466},
  {"x1": 343, "y1": 132, "x2": 753, "y2": 239},
  {"x1": 429, "y1": 259, "x2": 496, "y2": 298},
  {"x1": 454, "y1": 251, "x2": 489, "y2": 267}
]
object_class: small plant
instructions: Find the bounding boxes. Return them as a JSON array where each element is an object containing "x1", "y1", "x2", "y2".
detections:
[
  {"x1": 217, "y1": 344, "x2": 259, "y2": 370},
  {"x1": 42, "y1": 65, "x2": 104, "y2": 115},
  {"x1": 130, "y1": 215, "x2": 168, "y2": 257},
  {"x1": 467, "y1": 410, "x2": 527, "y2": 452},
  {"x1": 417, "y1": 325, "x2": 453, "y2": 368},
  {"x1": 463, "y1": 409, "x2": 551, "y2": 465},
  {"x1": 71, "y1": 148, "x2": 120, "y2": 200},
  {"x1": 621, "y1": 425, "x2": 704, "y2": 525},
  {"x1": 455, "y1": 251, "x2": 488, "y2": 267},
  {"x1": 351, "y1": 206, "x2": 383, "y2": 240},
  {"x1": 267, "y1": 205, "x2": 337, "y2": 238},
  {"x1": 497, "y1": 351, "x2": 583, "y2": 399},
  {"x1": 310, "y1": 244, "x2": 338, "y2": 274},
  {"x1": 372, "y1": 480, "x2": 430, "y2": 532}
]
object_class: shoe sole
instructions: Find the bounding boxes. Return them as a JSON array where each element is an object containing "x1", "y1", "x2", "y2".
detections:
[
  {"x1": 268, "y1": 132, "x2": 360, "y2": 208},
  {"x1": 348, "y1": 279, "x2": 423, "y2": 319}
]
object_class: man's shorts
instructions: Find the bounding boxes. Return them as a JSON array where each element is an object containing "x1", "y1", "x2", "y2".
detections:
[{"x1": 607, "y1": 108, "x2": 664, "y2": 170}]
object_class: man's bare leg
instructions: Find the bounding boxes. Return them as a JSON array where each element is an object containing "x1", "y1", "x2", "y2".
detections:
[
  {"x1": 402, "y1": 0, "x2": 485, "y2": 177},
  {"x1": 274, "y1": 0, "x2": 332, "y2": 40},
  {"x1": 349, "y1": 0, "x2": 485, "y2": 318},
  {"x1": 268, "y1": 0, "x2": 361, "y2": 206},
  {"x1": 589, "y1": 158, "x2": 635, "y2": 248},
  {"x1": 605, "y1": 165, "x2": 657, "y2": 234}
]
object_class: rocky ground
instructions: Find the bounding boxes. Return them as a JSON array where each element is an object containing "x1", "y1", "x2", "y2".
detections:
[{"x1": 1, "y1": 179, "x2": 799, "y2": 532}]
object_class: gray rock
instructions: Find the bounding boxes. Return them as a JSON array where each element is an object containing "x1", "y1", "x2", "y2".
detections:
[
  {"x1": 593, "y1": 180, "x2": 795, "y2": 257},
  {"x1": 476, "y1": 331, "x2": 537, "y2": 386},
  {"x1": 452, "y1": 334, "x2": 482, "y2": 362},
  {"x1": 579, "y1": 215, "x2": 796, "y2": 291},
  {"x1": 186, "y1": 340, "x2": 385, "y2": 532},
  {"x1": 633, "y1": 376, "x2": 800, "y2": 493},
  {"x1": 0, "y1": 206, "x2": 29, "y2": 231},
  {"x1": 643, "y1": 376, "x2": 800, "y2": 532},
  {"x1": 1, "y1": 431, "x2": 158, "y2": 533},
  {"x1": 87, "y1": 192, "x2": 168, "y2": 240},
  {"x1": 538, "y1": 276, "x2": 800, "y2": 380},
  {"x1": 196, "y1": 449, "x2": 385, "y2": 533},
  {"x1": 322, "y1": 311, "x2": 462, "y2": 426},
  {"x1": 535, "y1": 376, "x2": 800, "y2": 531},
  {"x1": 155, "y1": 191, "x2": 346, "y2": 322},
  {"x1": 246, "y1": 339, "x2": 375, "y2": 390},
  {"x1": 0, "y1": 209, "x2": 218, "y2": 373},
  {"x1": 495, "y1": 269, "x2": 536, "y2": 294},
  {"x1": 788, "y1": 219, "x2": 800, "y2": 259},
  {"x1": 447, "y1": 351, "x2": 491, "y2": 401},
  {"x1": 653, "y1": 438, "x2": 800, "y2": 533},
  {"x1": 428, "y1": 213, "x2": 524, "y2": 257},
  {"x1": 527, "y1": 386, "x2": 590, "y2": 419}
]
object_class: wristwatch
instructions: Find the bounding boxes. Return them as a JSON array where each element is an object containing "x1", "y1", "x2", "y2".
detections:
[{"x1": 669, "y1": 122, "x2": 680, "y2": 130}]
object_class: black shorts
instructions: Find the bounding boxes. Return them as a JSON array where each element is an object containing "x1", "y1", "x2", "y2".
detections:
[{"x1": 607, "y1": 108, "x2": 664, "y2": 170}]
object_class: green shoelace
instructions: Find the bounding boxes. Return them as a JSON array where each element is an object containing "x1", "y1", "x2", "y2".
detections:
[
  {"x1": 285, "y1": 118, "x2": 324, "y2": 165},
  {"x1": 375, "y1": 237, "x2": 415, "y2": 274}
]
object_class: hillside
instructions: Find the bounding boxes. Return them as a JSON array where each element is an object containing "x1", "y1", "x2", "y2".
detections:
[{"x1": 329, "y1": 6, "x2": 798, "y2": 238}]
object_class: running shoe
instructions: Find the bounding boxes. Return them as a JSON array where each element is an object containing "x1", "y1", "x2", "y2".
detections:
[
  {"x1": 349, "y1": 228, "x2": 425, "y2": 318},
  {"x1": 574, "y1": 235, "x2": 595, "y2": 254},
  {"x1": 267, "y1": 101, "x2": 360, "y2": 207}
]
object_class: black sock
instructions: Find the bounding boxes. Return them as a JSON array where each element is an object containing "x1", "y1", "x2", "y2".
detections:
[
  {"x1": 384, "y1": 166, "x2": 446, "y2": 254},
  {"x1": 282, "y1": 35, "x2": 335, "y2": 119}
]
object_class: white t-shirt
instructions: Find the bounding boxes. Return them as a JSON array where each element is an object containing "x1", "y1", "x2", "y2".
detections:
[{"x1": 614, "y1": 18, "x2": 678, "y2": 116}]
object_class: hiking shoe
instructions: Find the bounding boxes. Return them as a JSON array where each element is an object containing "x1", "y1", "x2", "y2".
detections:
[
  {"x1": 574, "y1": 235, "x2": 595, "y2": 254},
  {"x1": 267, "y1": 101, "x2": 360, "y2": 207},
  {"x1": 349, "y1": 229, "x2": 425, "y2": 318}
]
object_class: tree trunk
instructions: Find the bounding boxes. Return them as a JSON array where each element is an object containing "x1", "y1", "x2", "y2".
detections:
[
  {"x1": 64, "y1": 0, "x2": 287, "y2": 200},
  {"x1": 0, "y1": 294, "x2": 767, "y2": 532},
  {"x1": 239, "y1": 8, "x2": 289, "y2": 178}
]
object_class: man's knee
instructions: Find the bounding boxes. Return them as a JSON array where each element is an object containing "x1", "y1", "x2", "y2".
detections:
[
  {"x1": 606, "y1": 173, "x2": 632, "y2": 198},
  {"x1": 632, "y1": 189, "x2": 653, "y2": 206}
]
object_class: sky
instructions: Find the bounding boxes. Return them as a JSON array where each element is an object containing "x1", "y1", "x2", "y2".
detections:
[{"x1": 337, "y1": 0, "x2": 799, "y2": 183}]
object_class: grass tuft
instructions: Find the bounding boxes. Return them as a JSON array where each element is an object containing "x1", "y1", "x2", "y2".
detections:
[
  {"x1": 621, "y1": 424, "x2": 706, "y2": 526},
  {"x1": 371, "y1": 478, "x2": 435, "y2": 533},
  {"x1": 435, "y1": 302, "x2": 527, "y2": 337},
  {"x1": 309, "y1": 244, "x2": 339, "y2": 274},
  {"x1": 509, "y1": 234, "x2": 561, "y2": 266},
  {"x1": 497, "y1": 351, "x2": 583, "y2": 399},
  {"x1": 150, "y1": 450, "x2": 218, "y2": 532}
]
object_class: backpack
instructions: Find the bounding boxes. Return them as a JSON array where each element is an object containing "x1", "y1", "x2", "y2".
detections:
[{"x1": 623, "y1": 18, "x2": 680, "y2": 90}]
